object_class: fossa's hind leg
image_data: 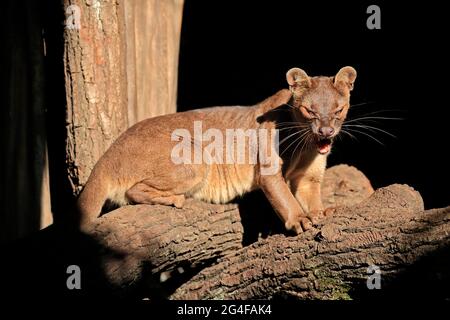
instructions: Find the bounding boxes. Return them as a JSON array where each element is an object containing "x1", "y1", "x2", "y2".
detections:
[
  {"x1": 126, "y1": 181, "x2": 186, "y2": 208},
  {"x1": 125, "y1": 165, "x2": 205, "y2": 208}
]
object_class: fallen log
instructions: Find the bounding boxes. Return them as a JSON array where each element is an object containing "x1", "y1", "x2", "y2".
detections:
[
  {"x1": 172, "y1": 185, "x2": 450, "y2": 299},
  {"x1": 84, "y1": 165, "x2": 374, "y2": 292},
  {"x1": 3, "y1": 165, "x2": 449, "y2": 300}
]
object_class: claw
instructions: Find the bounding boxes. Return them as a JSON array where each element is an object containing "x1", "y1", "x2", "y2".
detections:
[
  {"x1": 299, "y1": 217, "x2": 313, "y2": 231},
  {"x1": 285, "y1": 215, "x2": 314, "y2": 234},
  {"x1": 307, "y1": 210, "x2": 323, "y2": 226}
]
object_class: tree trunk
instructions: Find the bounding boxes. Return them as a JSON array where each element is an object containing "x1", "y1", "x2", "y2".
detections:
[
  {"x1": 0, "y1": 0, "x2": 52, "y2": 245},
  {"x1": 123, "y1": 0, "x2": 183, "y2": 125},
  {"x1": 63, "y1": 0, "x2": 129, "y2": 194},
  {"x1": 63, "y1": 0, "x2": 184, "y2": 195}
]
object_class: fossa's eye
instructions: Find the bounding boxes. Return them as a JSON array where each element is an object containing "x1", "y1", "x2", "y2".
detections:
[
  {"x1": 302, "y1": 106, "x2": 317, "y2": 118},
  {"x1": 335, "y1": 108, "x2": 344, "y2": 116}
]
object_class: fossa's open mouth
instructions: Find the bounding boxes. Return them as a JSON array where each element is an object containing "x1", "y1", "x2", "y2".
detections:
[{"x1": 316, "y1": 138, "x2": 332, "y2": 154}]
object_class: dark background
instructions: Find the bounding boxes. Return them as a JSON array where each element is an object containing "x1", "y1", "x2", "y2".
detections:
[
  {"x1": 0, "y1": 0, "x2": 448, "y2": 301},
  {"x1": 177, "y1": 0, "x2": 449, "y2": 209}
]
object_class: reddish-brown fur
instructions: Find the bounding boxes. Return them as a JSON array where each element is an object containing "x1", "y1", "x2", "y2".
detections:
[{"x1": 77, "y1": 67, "x2": 357, "y2": 233}]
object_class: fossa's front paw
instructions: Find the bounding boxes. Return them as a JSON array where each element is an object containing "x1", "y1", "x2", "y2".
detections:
[{"x1": 285, "y1": 216, "x2": 313, "y2": 234}]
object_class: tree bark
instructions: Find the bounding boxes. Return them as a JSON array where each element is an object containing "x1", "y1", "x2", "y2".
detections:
[
  {"x1": 171, "y1": 187, "x2": 449, "y2": 299},
  {"x1": 63, "y1": 0, "x2": 185, "y2": 195},
  {"x1": 3, "y1": 165, "x2": 449, "y2": 299},
  {"x1": 63, "y1": 0, "x2": 129, "y2": 194},
  {"x1": 123, "y1": 0, "x2": 183, "y2": 125},
  {"x1": 76, "y1": 165, "x2": 449, "y2": 299},
  {"x1": 85, "y1": 165, "x2": 372, "y2": 288}
]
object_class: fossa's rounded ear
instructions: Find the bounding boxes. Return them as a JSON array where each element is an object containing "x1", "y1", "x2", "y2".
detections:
[
  {"x1": 334, "y1": 66, "x2": 357, "y2": 91},
  {"x1": 286, "y1": 68, "x2": 311, "y2": 88}
]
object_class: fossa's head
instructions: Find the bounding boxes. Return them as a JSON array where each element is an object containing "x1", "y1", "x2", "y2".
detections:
[{"x1": 286, "y1": 66, "x2": 357, "y2": 154}]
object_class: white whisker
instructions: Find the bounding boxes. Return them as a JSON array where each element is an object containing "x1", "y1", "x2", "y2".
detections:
[
  {"x1": 343, "y1": 127, "x2": 385, "y2": 146},
  {"x1": 343, "y1": 124, "x2": 397, "y2": 138}
]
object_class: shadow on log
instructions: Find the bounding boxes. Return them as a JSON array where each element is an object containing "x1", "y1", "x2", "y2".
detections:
[
  {"x1": 1, "y1": 165, "x2": 449, "y2": 300},
  {"x1": 172, "y1": 185, "x2": 449, "y2": 300}
]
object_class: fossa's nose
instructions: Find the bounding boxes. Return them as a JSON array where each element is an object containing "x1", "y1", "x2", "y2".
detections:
[{"x1": 318, "y1": 126, "x2": 334, "y2": 138}]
